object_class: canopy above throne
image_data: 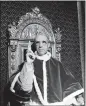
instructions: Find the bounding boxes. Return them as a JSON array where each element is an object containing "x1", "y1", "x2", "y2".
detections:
[
  {"x1": 8, "y1": 7, "x2": 55, "y2": 42},
  {"x1": 8, "y1": 7, "x2": 62, "y2": 77}
]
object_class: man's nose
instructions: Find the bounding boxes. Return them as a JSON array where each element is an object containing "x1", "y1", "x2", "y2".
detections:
[{"x1": 39, "y1": 42, "x2": 43, "y2": 48}]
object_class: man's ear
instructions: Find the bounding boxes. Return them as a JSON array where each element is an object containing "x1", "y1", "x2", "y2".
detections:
[
  {"x1": 48, "y1": 43, "x2": 51, "y2": 52},
  {"x1": 48, "y1": 42, "x2": 50, "y2": 48}
]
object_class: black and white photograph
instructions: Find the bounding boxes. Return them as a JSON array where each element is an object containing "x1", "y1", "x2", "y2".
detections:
[{"x1": 0, "y1": 1, "x2": 85, "y2": 106}]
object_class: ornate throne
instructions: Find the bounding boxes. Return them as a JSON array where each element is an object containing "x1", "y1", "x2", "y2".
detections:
[{"x1": 8, "y1": 7, "x2": 62, "y2": 77}]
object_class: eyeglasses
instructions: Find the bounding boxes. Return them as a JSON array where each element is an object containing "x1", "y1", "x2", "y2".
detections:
[{"x1": 35, "y1": 41, "x2": 49, "y2": 46}]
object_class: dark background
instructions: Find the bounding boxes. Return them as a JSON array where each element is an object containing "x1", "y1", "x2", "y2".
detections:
[{"x1": 0, "y1": 1, "x2": 85, "y2": 106}]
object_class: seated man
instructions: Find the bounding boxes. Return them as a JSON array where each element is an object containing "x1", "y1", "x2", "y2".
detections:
[{"x1": 4, "y1": 31, "x2": 84, "y2": 106}]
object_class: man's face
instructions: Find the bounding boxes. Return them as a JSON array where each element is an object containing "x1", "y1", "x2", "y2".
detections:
[{"x1": 35, "y1": 34, "x2": 50, "y2": 56}]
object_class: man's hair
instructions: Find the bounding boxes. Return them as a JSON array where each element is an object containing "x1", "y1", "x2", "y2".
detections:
[{"x1": 34, "y1": 28, "x2": 51, "y2": 42}]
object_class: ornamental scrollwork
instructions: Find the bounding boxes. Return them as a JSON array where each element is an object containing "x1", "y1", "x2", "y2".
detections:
[
  {"x1": 9, "y1": 40, "x2": 18, "y2": 76},
  {"x1": 10, "y1": 51, "x2": 16, "y2": 75},
  {"x1": 54, "y1": 28, "x2": 62, "y2": 43},
  {"x1": 10, "y1": 40, "x2": 18, "y2": 52},
  {"x1": 54, "y1": 28, "x2": 62, "y2": 61},
  {"x1": 54, "y1": 27, "x2": 62, "y2": 52},
  {"x1": 8, "y1": 7, "x2": 53, "y2": 40},
  {"x1": 8, "y1": 22, "x2": 18, "y2": 38}
]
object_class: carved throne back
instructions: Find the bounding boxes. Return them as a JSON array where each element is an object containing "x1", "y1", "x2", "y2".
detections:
[{"x1": 8, "y1": 7, "x2": 62, "y2": 77}]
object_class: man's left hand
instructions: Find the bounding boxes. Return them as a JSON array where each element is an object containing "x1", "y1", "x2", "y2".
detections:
[{"x1": 76, "y1": 94, "x2": 84, "y2": 105}]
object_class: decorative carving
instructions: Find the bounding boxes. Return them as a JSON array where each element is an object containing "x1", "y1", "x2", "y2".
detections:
[
  {"x1": 11, "y1": 52, "x2": 15, "y2": 59},
  {"x1": 9, "y1": 40, "x2": 18, "y2": 75},
  {"x1": 10, "y1": 40, "x2": 18, "y2": 52},
  {"x1": 32, "y1": 7, "x2": 40, "y2": 14},
  {"x1": 54, "y1": 28, "x2": 62, "y2": 61},
  {"x1": 8, "y1": 7, "x2": 54, "y2": 41},
  {"x1": 56, "y1": 44, "x2": 61, "y2": 53},
  {"x1": 54, "y1": 28, "x2": 62, "y2": 43},
  {"x1": 10, "y1": 51, "x2": 16, "y2": 75},
  {"x1": 17, "y1": 7, "x2": 52, "y2": 28},
  {"x1": 8, "y1": 22, "x2": 18, "y2": 38},
  {"x1": 11, "y1": 64, "x2": 15, "y2": 71}
]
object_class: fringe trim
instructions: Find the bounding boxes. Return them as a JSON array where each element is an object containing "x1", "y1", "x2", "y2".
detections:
[{"x1": 63, "y1": 88, "x2": 84, "y2": 105}]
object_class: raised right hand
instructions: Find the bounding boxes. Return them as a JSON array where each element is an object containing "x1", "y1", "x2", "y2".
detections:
[{"x1": 26, "y1": 41, "x2": 35, "y2": 65}]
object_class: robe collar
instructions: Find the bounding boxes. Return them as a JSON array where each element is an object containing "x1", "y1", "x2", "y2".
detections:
[{"x1": 35, "y1": 51, "x2": 51, "y2": 61}]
